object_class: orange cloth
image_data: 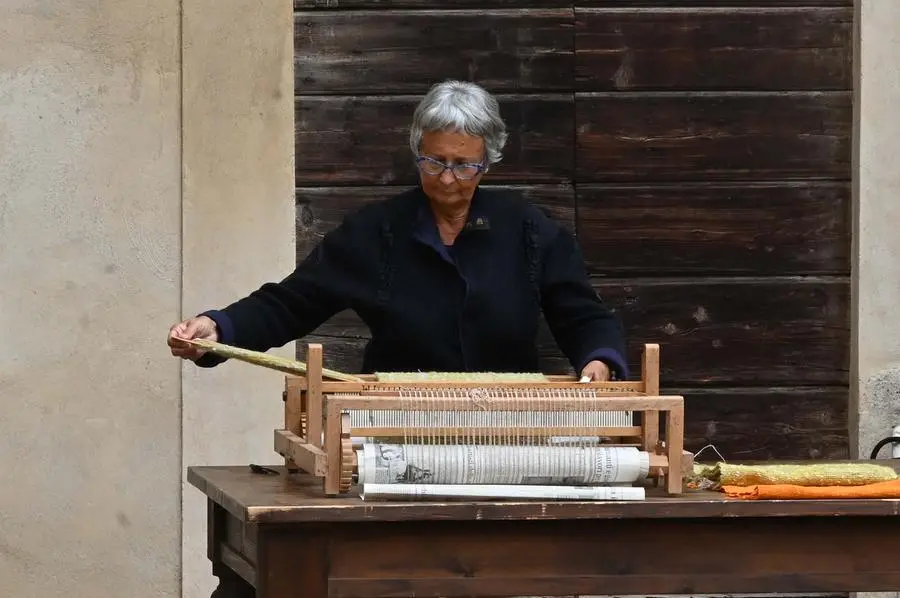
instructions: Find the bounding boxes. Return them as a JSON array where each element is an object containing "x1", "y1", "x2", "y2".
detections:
[{"x1": 722, "y1": 477, "x2": 900, "y2": 499}]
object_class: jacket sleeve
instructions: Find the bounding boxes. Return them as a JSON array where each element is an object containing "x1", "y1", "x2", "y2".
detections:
[
  {"x1": 195, "y1": 209, "x2": 375, "y2": 367},
  {"x1": 538, "y1": 224, "x2": 630, "y2": 379}
]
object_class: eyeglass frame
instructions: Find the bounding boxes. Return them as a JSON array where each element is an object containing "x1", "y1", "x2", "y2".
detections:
[{"x1": 415, "y1": 154, "x2": 486, "y2": 181}]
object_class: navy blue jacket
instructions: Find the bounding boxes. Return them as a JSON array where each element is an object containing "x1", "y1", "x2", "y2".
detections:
[{"x1": 197, "y1": 185, "x2": 629, "y2": 378}]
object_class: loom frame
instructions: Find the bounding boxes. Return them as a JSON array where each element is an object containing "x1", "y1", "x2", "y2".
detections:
[{"x1": 275, "y1": 342, "x2": 689, "y2": 497}]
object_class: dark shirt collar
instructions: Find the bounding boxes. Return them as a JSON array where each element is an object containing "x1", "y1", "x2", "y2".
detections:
[{"x1": 412, "y1": 185, "x2": 491, "y2": 252}]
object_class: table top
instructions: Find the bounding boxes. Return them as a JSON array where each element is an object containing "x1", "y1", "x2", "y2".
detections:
[{"x1": 187, "y1": 463, "x2": 900, "y2": 524}]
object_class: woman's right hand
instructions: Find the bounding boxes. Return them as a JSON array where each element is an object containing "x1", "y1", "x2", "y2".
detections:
[{"x1": 167, "y1": 315, "x2": 219, "y2": 361}]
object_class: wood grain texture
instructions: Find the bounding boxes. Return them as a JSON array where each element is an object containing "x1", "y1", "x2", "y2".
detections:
[
  {"x1": 575, "y1": 8, "x2": 852, "y2": 91},
  {"x1": 576, "y1": 0, "x2": 851, "y2": 5},
  {"x1": 295, "y1": 183, "x2": 574, "y2": 260},
  {"x1": 295, "y1": 95, "x2": 573, "y2": 185},
  {"x1": 295, "y1": 0, "x2": 570, "y2": 8},
  {"x1": 601, "y1": 277, "x2": 850, "y2": 386},
  {"x1": 677, "y1": 386, "x2": 849, "y2": 460},
  {"x1": 293, "y1": 0, "x2": 852, "y2": 7},
  {"x1": 324, "y1": 518, "x2": 900, "y2": 596},
  {"x1": 295, "y1": 10, "x2": 573, "y2": 93},
  {"x1": 576, "y1": 181, "x2": 851, "y2": 276},
  {"x1": 297, "y1": 277, "x2": 849, "y2": 386},
  {"x1": 575, "y1": 91, "x2": 852, "y2": 182},
  {"x1": 257, "y1": 527, "x2": 329, "y2": 598}
]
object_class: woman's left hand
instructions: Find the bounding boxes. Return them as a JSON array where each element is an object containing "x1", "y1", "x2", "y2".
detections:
[{"x1": 580, "y1": 360, "x2": 610, "y2": 381}]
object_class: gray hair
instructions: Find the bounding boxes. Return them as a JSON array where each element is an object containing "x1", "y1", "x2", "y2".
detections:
[{"x1": 409, "y1": 80, "x2": 508, "y2": 167}]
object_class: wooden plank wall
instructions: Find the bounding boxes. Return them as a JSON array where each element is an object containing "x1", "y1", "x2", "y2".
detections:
[{"x1": 292, "y1": 0, "x2": 854, "y2": 461}]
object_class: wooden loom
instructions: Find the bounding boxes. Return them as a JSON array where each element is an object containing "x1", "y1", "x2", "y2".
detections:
[{"x1": 275, "y1": 342, "x2": 690, "y2": 498}]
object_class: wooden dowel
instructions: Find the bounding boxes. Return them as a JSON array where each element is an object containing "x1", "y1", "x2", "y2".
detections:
[
  {"x1": 306, "y1": 344, "x2": 324, "y2": 449},
  {"x1": 174, "y1": 337, "x2": 364, "y2": 382}
]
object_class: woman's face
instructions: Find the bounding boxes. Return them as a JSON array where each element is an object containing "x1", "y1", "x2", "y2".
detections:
[{"x1": 417, "y1": 129, "x2": 485, "y2": 210}]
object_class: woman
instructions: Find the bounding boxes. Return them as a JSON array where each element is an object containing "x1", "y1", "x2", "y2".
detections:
[{"x1": 168, "y1": 79, "x2": 628, "y2": 381}]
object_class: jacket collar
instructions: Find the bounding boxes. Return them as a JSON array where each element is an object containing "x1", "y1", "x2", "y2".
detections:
[{"x1": 412, "y1": 186, "x2": 492, "y2": 261}]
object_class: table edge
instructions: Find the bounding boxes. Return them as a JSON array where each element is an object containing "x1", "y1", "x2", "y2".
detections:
[
  {"x1": 187, "y1": 466, "x2": 252, "y2": 523},
  {"x1": 187, "y1": 466, "x2": 900, "y2": 524},
  {"x1": 244, "y1": 498, "x2": 900, "y2": 524}
]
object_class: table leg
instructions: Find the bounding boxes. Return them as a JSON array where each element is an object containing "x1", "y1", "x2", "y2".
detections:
[
  {"x1": 255, "y1": 525, "x2": 329, "y2": 598},
  {"x1": 210, "y1": 567, "x2": 255, "y2": 598},
  {"x1": 207, "y1": 499, "x2": 258, "y2": 597}
]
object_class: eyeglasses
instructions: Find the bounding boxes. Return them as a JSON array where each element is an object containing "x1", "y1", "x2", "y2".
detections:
[{"x1": 415, "y1": 155, "x2": 485, "y2": 181}]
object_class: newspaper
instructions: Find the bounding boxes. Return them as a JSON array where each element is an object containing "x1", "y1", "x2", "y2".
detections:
[
  {"x1": 357, "y1": 443, "x2": 650, "y2": 486},
  {"x1": 360, "y1": 483, "x2": 646, "y2": 501}
]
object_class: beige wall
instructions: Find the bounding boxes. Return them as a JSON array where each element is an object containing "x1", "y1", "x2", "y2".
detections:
[
  {"x1": 1, "y1": 0, "x2": 898, "y2": 597},
  {"x1": 0, "y1": 1, "x2": 182, "y2": 595},
  {"x1": 852, "y1": 0, "x2": 900, "y2": 470},
  {"x1": 180, "y1": 1, "x2": 295, "y2": 596},
  {"x1": 0, "y1": 1, "x2": 294, "y2": 597}
]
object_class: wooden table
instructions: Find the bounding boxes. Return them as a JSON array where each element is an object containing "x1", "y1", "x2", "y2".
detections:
[{"x1": 188, "y1": 464, "x2": 900, "y2": 598}]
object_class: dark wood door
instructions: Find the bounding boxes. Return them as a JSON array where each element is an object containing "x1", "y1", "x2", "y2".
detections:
[{"x1": 292, "y1": 0, "x2": 853, "y2": 461}]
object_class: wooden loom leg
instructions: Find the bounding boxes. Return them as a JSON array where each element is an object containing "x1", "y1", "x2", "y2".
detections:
[
  {"x1": 306, "y1": 344, "x2": 324, "y2": 449},
  {"x1": 640, "y1": 344, "x2": 661, "y2": 483},
  {"x1": 283, "y1": 378, "x2": 303, "y2": 472},
  {"x1": 666, "y1": 403, "x2": 685, "y2": 494},
  {"x1": 324, "y1": 400, "x2": 342, "y2": 496}
]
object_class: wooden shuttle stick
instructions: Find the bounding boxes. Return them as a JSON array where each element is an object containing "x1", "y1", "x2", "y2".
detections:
[{"x1": 174, "y1": 337, "x2": 365, "y2": 382}]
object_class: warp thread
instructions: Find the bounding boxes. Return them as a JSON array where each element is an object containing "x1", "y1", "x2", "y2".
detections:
[{"x1": 374, "y1": 371, "x2": 549, "y2": 382}]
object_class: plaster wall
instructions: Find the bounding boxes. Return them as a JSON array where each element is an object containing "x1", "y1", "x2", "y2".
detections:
[
  {"x1": 180, "y1": 0, "x2": 296, "y2": 596},
  {"x1": 0, "y1": 1, "x2": 294, "y2": 596},
  {"x1": 0, "y1": 1, "x2": 182, "y2": 595},
  {"x1": 853, "y1": 0, "x2": 900, "y2": 468},
  {"x1": 848, "y1": 4, "x2": 900, "y2": 597}
]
